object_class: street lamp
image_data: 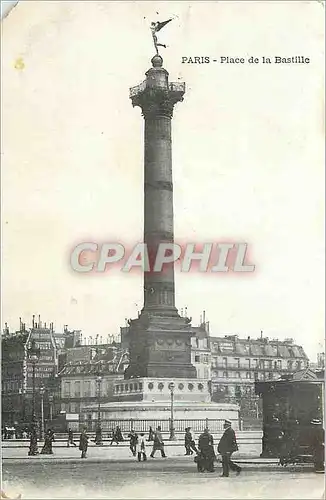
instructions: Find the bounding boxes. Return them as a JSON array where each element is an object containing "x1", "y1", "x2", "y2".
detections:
[
  {"x1": 27, "y1": 340, "x2": 40, "y2": 456},
  {"x1": 39, "y1": 385, "x2": 45, "y2": 440},
  {"x1": 48, "y1": 395, "x2": 54, "y2": 421},
  {"x1": 95, "y1": 375, "x2": 103, "y2": 445},
  {"x1": 28, "y1": 343, "x2": 40, "y2": 420},
  {"x1": 169, "y1": 382, "x2": 175, "y2": 440}
]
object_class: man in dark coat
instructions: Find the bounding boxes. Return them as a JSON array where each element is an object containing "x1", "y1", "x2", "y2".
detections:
[
  {"x1": 79, "y1": 428, "x2": 89, "y2": 459},
  {"x1": 128, "y1": 429, "x2": 138, "y2": 456},
  {"x1": 197, "y1": 428, "x2": 215, "y2": 472},
  {"x1": 150, "y1": 426, "x2": 167, "y2": 458},
  {"x1": 218, "y1": 420, "x2": 241, "y2": 477}
]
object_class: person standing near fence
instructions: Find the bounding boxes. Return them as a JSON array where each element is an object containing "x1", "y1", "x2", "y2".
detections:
[
  {"x1": 150, "y1": 426, "x2": 167, "y2": 458},
  {"x1": 185, "y1": 427, "x2": 198, "y2": 455},
  {"x1": 136, "y1": 432, "x2": 147, "y2": 462},
  {"x1": 197, "y1": 428, "x2": 215, "y2": 472},
  {"x1": 148, "y1": 426, "x2": 154, "y2": 441},
  {"x1": 79, "y1": 428, "x2": 89, "y2": 459},
  {"x1": 128, "y1": 429, "x2": 138, "y2": 456},
  {"x1": 184, "y1": 427, "x2": 192, "y2": 455},
  {"x1": 67, "y1": 428, "x2": 77, "y2": 447},
  {"x1": 110, "y1": 426, "x2": 124, "y2": 445}
]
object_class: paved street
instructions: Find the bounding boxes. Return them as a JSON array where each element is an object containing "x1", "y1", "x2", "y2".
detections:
[{"x1": 2, "y1": 451, "x2": 324, "y2": 500}]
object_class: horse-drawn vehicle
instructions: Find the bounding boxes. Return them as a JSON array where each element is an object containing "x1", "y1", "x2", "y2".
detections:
[{"x1": 255, "y1": 368, "x2": 324, "y2": 472}]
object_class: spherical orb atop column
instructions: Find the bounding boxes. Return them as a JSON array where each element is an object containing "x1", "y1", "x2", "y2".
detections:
[{"x1": 151, "y1": 54, "x2": 163, "y2": 68}]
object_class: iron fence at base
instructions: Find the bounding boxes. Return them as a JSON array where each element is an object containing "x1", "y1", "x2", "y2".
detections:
[{"x1": 80, "y1": 418, "x2": 226, "y2": 433}]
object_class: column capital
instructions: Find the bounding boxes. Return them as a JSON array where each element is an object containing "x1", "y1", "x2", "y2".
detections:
[
  {"x1": 130, "y1": 64, "x2": 185, "y2": 118},
  {"x1": 131, "y1": 86, "x2": 185, "y2": 118}
]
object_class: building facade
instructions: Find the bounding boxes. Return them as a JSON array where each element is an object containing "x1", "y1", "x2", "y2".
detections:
[
  {"x1": 1, "y1": 319, "x2": 82, "y2": 426},
  {"x1": 2, "y1": 316, "x2": 310, "y2": 427},
  {"x1": 59, "y1": 344, "x2": 128, "y2": 414}
]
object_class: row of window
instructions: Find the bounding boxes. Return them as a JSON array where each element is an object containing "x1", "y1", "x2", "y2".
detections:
[
  {"x1": 31, "y1": 342, "x2": 53, "y2": 350},
  {"x1": 2, "y1": 381, "x2": 21, "y2": 392},
  {"x1": 115, "y1": 382, "x2": 143, "y2": 393},
  {"x1": 211, "y1": 371, "x2": 275, "y2": 380},
  {"x1": 194, "y1": 354, "x2": 209, "y2": 363},
  {"x1": 211, "y1": 357, "x2": 305, "y2": 370},
  {"x1": 63, "y1": 380, "x2": 113, "y2": 397}
]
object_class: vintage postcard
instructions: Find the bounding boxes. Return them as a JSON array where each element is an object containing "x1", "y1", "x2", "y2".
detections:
[{"x1": 1, "y1": 1, "x2": 325, "y2": 499}]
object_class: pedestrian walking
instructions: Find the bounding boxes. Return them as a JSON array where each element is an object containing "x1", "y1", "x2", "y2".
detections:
[
  {"x1": 67, "y1": 428, "x2": 77, "y2": 447},
  {"x1": 185, "y1": 427, "x2": 198, "y2": 455},
  {"x1": 79, "y1": 428, "x2": 89, "y2": 459},
  {"x1": 197, "y1": 428, "x2": 215, "y2": 472},
  {"x1": 41, "y1": 429, "x2": 55, "y2": 454},
  {"x1": 150, "y1": 426, "x2": 167, "y2": 458},
  {"x1": 136, "y1": 432, "x2": 147, "y2": 461},
  {"x1": 217, "y1": 419, "x2": 241, "y2": 477},
  {"x1": 128, "y1": 429, "x2": 138, "y2": 456},
  {"x1": 28, "y1": 424, "x2": 38, "y2": 456},
  {"x1": 185, "y1": 427, "x2": 193, "y2": 455},
  {"x1": 148, "y1": 426, "x2": 154, "y2": 441},
  {"x1": 110, "y1": 426, "x2": 123, "y2": 445}
]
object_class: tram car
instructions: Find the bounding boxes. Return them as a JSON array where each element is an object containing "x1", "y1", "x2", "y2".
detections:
[{"x1": 255, "y1": 368, "x2": 324, "y2": 471}]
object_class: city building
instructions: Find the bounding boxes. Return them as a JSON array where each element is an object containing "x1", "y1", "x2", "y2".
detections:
[
  {"x1": 1, "y1": 318, "x2": 82, "y2": 426},
  {"x1": 59, "y1": 344, "x2": 128, "y2": 414},
  {"x1": 2, "y1": 315, "x2": 310, "y2": 430}
]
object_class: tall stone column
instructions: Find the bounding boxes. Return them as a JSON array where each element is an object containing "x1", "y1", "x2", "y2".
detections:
[
  {"x1": 131, "y1": 54, "x2": 183, "y2": 317},
  {"x1": 125, "y1": 55, "x2": 196, "y2": 379}
]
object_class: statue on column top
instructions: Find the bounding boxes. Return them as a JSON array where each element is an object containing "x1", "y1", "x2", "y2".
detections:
[{"x1": 150, "y1": 18, "x2": 173, "y2": 55}]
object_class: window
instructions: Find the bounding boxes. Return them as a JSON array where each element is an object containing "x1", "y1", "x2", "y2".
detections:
[
  {"x1": 236, "y1": 372, "x2": 241, "y2": 378},
  {"x1": 268, "y1": 372, "x2": 273, "y2": 379},
  {"x1": 203, "y1": 354, "x2": 209, "y2": 364},
  {"x1": 235, "y1": 358, "x2": 240, "y2": 368},
  {"x1": 64, "y1": 381, "x2": 71, "y2": 397},
  {"x1": 222, "y1": 357, "x2": 227, "y2": 367},
  {"x1": 195, "y1": 338, "x2": 199, "y2": 348},
  {"x1": 287, "y1": 360, "x2": 293, "y2": 370},
  {"x1": 246, "y1": 372, "x2": 251, "y2": 379},
  {"x1": 84, "y1": 381, "x2": 91, "y2": 397},
  {"x1": 74, "y1": 381, "x2": 81, "y2": 397},
  {"x1": 223, "y1": 371, "x2": 227, "y2": 378},
  {"x1": 195, "y1": 355, "x2": 200, "y2": 363}
]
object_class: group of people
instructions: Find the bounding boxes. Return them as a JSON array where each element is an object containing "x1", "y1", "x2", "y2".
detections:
[
  {"x1": 26, "y1": 420, "x2": 242, "y2": 476},
  {"x1": 118, "y1": 426, "x2": 166, "y2": 460},
  {"x1": 28, "y1": 428, "x2": 55, "y2": 456},
  {"x1": 194, "y1": 420, "x2": 242, "y2": 477}
]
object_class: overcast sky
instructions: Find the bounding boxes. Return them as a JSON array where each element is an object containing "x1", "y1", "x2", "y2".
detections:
[{"x1": 2, "y1": 1, "x2": 324, "y2": 360}]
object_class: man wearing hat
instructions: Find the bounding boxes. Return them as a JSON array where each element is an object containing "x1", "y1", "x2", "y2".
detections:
[{"x1": 217, "y1": 420, "x2": 241, "y2": 477}]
